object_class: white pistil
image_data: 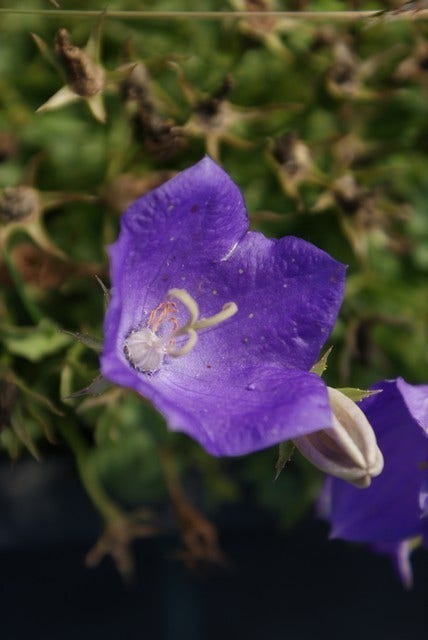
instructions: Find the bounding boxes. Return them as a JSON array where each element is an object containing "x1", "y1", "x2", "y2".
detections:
[
  {"x1": 192, "y1": 302, "x2": 238, "y2": 330},
  {"x1": 168, "y1": 288, "x2": 199, "y2": 324},
  {"x1": 169, "y1": 328, "x2": 198, "y2": 357},
  {"x1": 124, "y1": 288, "x2": 238, "y2": 372},
  {"x1": 166, "y1": 288, "x2": 237, "y2": 357}
]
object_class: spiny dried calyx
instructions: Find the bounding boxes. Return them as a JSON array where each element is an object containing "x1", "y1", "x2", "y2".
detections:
[
  {"x1": 55, "y1": 28, "x2": 105, "y2": 97},
  {"x1": 124, "y1": 288, "x2": 238, "y2": 374},
  {"x1": 0, "y1": 186, "x2": 41, "y2": 223}
]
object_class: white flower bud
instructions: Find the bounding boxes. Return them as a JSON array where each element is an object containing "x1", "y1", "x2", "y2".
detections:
[{"x1": 293, "y1": 387, "x2": 384, "y2": 488}]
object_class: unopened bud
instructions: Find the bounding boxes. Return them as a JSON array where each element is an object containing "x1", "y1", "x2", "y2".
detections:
[{"x1": 293, "y1": 387, "x2": 384, "y2": 488}]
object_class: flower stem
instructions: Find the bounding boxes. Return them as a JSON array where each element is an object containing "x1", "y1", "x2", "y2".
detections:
[
  {"x1": 158, "y1": 447, "x2": 226, "y2": 566},
  {"x1": 56, "y1": 418, "x2": 125, "y2": 524},
  {"x1": 2, "y1": 246, "x2": 44, "y2": 324}
]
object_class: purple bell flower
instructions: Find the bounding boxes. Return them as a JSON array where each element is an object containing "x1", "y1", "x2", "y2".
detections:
[
  {"x1": 101, "y1": 157, "x2": 345, "y2": 456},
  {"x1": 320, "y1": 378, "x2": 428, "y2": 586}
]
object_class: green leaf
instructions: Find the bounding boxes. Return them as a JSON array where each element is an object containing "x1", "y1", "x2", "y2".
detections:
[
  {"x1": 67, "y1": 374, "x2": 112, "y2": 399},
  {"x1": 2, "y1": 318, "x2": 72, "y2": 362}
]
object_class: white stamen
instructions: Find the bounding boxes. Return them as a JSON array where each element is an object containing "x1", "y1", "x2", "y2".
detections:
[
  {"x1": 124, "y1": 289, "x2": 238, "y2": 374},
  {"x1": 124, "y1": 327, "x2": 167, "y2": 373}
]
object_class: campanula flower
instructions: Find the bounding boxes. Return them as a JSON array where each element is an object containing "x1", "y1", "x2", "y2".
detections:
[
  {"x1": 101, "y1": 157, "x2": 346, "y2": 456},
  {"x1": 320, "y1": 378, "x2": 428, "y2": 586}
]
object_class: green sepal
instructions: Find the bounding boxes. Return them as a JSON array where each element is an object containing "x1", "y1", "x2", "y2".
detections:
[
  {"x1": 274, "y1": 440, "x2": 295, "y2": 480},
  {"x1": 60, "y1": 329, "x2": 103, "y2": 352},
  {"x1": 337, "y1": 387, "x2": 382, "y2": 403},
  {"x1": 310, "y1": 346, "x2": 333, "y2": 377},
  {"x1": 66, "y1": 374, "x2": 112, "y2": 399}
]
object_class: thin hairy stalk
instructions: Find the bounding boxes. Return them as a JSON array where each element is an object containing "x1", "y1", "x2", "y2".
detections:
[{"x1": 0, "y1": 9, "x2": 427, "y2": 22}]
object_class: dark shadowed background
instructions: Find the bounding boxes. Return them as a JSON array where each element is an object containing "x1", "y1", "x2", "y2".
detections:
[{"x1": 1, "y1": 456, "x2": 427, "y2": 640}]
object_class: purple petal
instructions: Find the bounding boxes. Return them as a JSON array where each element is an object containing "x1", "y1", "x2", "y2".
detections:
[
  {"x1": 102, "y1": 157, "x2": 346, "y2": 456},
  {"x1": 419, "y1": 472, "x2": 428, "y2": 515},
  {"x1": 325, "y1": 379, "x2": 428, "y2": 542},
  {"x1": 105, "y1": 359, "x2": 332, "y2": 456},
  {"x1": 396, "y1": 378, "x2": 428, "y2": 434}
]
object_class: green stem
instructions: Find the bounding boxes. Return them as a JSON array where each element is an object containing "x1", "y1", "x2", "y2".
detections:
[
  {"x1": 56, "y1": 418, "x2": 125, "y2": 524},
  {"x1": 0, "y1": 9, "x2": 424, "y2": 22},
  {"x1": 2, "y1": 246, "x2": 44, "y2": 324}
]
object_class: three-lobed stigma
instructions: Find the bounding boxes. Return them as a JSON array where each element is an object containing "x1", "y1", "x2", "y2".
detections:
[{"x1": 124, "y1": 288, "x2": 237, "y2": 374}]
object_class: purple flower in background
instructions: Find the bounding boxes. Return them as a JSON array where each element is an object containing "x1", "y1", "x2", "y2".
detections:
[
  {"x1": 320, "y1": 378, "x2": 428, "y2": 586},
  {"x1": 101, "y1": 157, "x2": 345, "y2": 456}
]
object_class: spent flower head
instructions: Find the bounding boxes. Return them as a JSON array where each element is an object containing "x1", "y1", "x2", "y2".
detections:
[
  {"x1": 33, "y1": 20, "x2": 118, "y2": 123},
  {"x1": 0, "y1": 158, "x2": 95, "y2": 258},
  {"x1": 267, "y1": 132, "x2": 321, "y2": 210},
  {"x1": 121, "y1": 63, "x2": 185, "y2": 161},
  {"x1": 32, "y1": 16, "x2": 130, "y2": 123},
  {"x1": 171, "y1": 67, "x2": 273, "y2": 161}
]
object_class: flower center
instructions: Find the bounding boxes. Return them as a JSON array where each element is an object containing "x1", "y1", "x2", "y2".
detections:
[{"x1": 124, "y1": 288, "x2": 237, "y2": 374}]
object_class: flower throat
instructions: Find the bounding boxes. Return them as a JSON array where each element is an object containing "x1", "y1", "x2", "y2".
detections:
[{"x1": 124, "y1": 288, "x2": 237, "y2": 374}]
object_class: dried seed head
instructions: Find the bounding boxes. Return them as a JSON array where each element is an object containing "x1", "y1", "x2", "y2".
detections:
[
  {"x1": 54, "y1": 28, "x2": 105, "y2": 97},
  {"x1": 0, "y1": 186, "x2": 41, "y2": 223},
  {"x1": 133, "y1": 108, "x2": 184, "y2": 160},
  {"x1": 120, "y1": 62, "x2": 151, "y2": 105},
  {"x1": 194, "y1": 76, "x2": 235, "y2": 124},
  {"x1": 271, "y1": 132, "x2": 312, "y2": 178},
  {"x1": 332, "y1": 175, "x2": 370, "y2": 217},
  {"x1": 327, "y1": 42, "x2": 359, "y2": 98}
]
